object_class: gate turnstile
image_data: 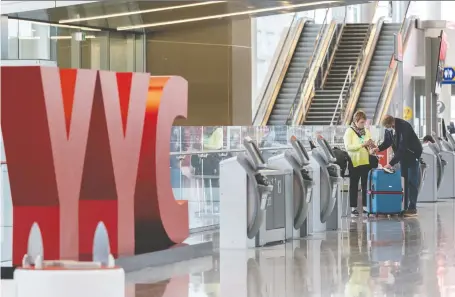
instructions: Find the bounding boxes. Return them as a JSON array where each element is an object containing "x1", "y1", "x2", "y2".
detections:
[
  {"x1": 307, "y1": 136, "x2": 343, "y2": 233},
  {"x1": 220, "y1": 137, "x2": 293, "y2": 248},
  {"x1": 419, "y1": 143, "x2": 439, "y2": 202},
  {"x1": 268, "y1": 136, "x2": 314, "y2": 238},
  {"x1": 437, "y1": 133, "x2": 455, "y2": 199}
]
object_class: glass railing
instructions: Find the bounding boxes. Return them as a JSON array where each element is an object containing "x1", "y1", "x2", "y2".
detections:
[{"x1": 0, "y1": 125, "x2": 385, "y2": 241}]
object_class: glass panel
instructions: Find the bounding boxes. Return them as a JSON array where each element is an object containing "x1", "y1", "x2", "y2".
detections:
[
  {"x1": 18, "y1": 21, "x2": 51, "y2": 60},
  {"x1": 109, "y1": 32, "x2": 135, "y2": 72},
  {"x1": 168, "y1": 125, "x2": 387, "y2": 231}
]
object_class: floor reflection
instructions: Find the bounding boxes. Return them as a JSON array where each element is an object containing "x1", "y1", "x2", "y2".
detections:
[
  {"x1": 125, "y1": 203, "x2": 455, "y2": 297},
  {"x1": 2, "y1": 203, "x2": 454, "y2": 297}
]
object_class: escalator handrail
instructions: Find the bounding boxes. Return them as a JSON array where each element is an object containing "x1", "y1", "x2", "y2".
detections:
[
  {"x1": 344, "y1": 17, "x2": 386, "y2": 125},
  {"x1": 286, "y1": 8, "x2": 330, "y2": 125},
  {"x1": 252, "y1": 14, "x2": 303, "y2": 126},
  {"x1": 373, "y1": 1, "x2": 415, "y2": 124},
  {"x1": 286, "y1": 67, "x2": 309, "y2": 125}
]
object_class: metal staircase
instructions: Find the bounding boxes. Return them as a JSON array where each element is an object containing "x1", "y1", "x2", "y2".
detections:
[
  {"x1": 355, "y1": 23, "x2": 401, "y2": 119},
  {"x1": 304, "y1": 24, "x2": 370, "y2": 125},
  {"x1": 267, "y1": 23, "x2": 322, "y2": 125}
]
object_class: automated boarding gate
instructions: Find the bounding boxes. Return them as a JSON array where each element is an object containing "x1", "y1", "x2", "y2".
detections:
[
  {"x1": 268, "y1": 136, "x2": 314, "y2": 238},
  {"x1": 307, "y1": 136, "x2": 343, "y2": 233},
  {"x1": 419, "y1": 142, "x2": 443, "y2": 202},
  {"x1": 219, "y1": 137, "x2": 293, "y2": 248},
  {"x1": 437, "y1": 133, "x2": 455, "y2": 199}
]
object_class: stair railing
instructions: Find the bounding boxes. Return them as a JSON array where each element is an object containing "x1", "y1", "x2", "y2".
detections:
[
  {"x1": 343, "y1": 16, "x2": 385, "y2": 125},
  {"x1": 285, "y1": 8, "x2": 330, "y2": 125},
  {"x1": 331, "y1": 65, "x2": 352, "y2": 126},
  {"x1": 374, "y1": 1, "x2": 415, "y2": 124},
  {"x1": 294, "y1": 6, "x2": 348, "y2": 125},
  {"x1": 318, "y1": 7, "x2": 348, "y2": 90}
]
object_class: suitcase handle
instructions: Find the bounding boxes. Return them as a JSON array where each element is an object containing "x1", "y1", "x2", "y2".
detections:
[{"x1": 382, "y1": 168, "x2": 395, "y2": 174}]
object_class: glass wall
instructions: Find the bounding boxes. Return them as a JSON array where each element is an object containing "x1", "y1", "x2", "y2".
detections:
[
  {"x1": 168, "y1": 125, "x2": 385, "y2": 231},
  {"x1": 6, "y1": 19, "x2": 57, "y2": 60},
  {"x1": 3, "y1": 17, "x2": 144, "y2": 72}
]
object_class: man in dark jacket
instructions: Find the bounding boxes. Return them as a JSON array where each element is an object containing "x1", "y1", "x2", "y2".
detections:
[{"x1": 373, "y1": 115, "x2": 423, "y2": 216}]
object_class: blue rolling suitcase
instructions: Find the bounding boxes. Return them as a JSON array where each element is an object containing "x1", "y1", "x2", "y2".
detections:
[{"x1": 367, "y1": 168, "x2": 404, "y2": 216}]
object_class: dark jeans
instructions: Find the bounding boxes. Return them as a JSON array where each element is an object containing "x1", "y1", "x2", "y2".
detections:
[
  {"x1": 349, "y1": 165, "x2": 370, "y2": 208},
  {"x1": 403, "y1": 159, "x2": 420, "y2": 211}
]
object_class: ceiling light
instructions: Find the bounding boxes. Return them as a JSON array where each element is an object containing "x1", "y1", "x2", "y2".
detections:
[
  {"x1": 51, "y1": 35, "x2": 96, "y2": 40},
  {"x1": 117, "y1": 1, "x2": 339, "y2": 30},
  {"x1": 59, "y1": 1, "x2": 226, "y2": 24},
  {"x1": 27, "y1": 20, "x2": 101, "y2": 31}
]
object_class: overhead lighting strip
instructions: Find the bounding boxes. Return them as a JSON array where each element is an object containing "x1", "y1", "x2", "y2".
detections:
[
  {"x1": 27, "y1": 20, "x2": 101, "y2": 31},
  {"x1": 116, "y1": 1, "x2": 339, "y2": 30},
  {"x1": 59, "y1": 1, "x2": 226, "y2": 24}
]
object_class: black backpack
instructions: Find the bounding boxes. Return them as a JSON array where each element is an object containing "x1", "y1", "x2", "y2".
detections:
[{"x1": 332, "y1": 147, "x2": 351, "y2": 177}]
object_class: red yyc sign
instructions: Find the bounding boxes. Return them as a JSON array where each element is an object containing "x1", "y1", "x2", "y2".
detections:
[{"x1": 1, "y1": 66, "x2": 189, "y2": 265}]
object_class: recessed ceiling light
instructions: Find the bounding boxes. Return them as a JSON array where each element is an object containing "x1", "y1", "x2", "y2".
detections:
[
  {"x1": 117, "y1": 1, "x2": 339, "y2": 30},
  {"x1": 59, "y1": 1, "x2": 226, "y2": 24}
]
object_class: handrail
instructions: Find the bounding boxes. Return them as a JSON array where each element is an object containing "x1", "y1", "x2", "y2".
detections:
[
  {"x1": 259, "y1": 18, "x2": 310, "y2": 126},
  {"x1": 319, "y1": 5, "x2": 349, "y2": 89},
  {"x1": 294, "y1": 7, "x2": 349, "y2": 125},
  {"x1": 285, "y1": 8, "x2": 330, "y2": 125},
  {"x1": 286, "y1": 68, "x2": 308, "y2": 125},
  {"x1": 373, "y1": 1, "x2": 413, "y2": 124},
  {"x1": 331, "y1": 65, "x2": 352, "y2": 126},
  {"x1": 252, "y1": 14, "x2": 303, "y2": 125},
  {"x1": 294, "y1": 21, "x2": 337, "y2": 125},
  {"x1": 343, "y1": 17, "x2": 385, "y2": 124}
]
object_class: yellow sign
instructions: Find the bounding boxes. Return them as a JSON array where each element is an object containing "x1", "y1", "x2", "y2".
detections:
[{"x1": 403, "y1": 106, "x2": 412, "y2": 121}]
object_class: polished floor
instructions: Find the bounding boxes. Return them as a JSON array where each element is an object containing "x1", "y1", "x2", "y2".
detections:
[{"x1": 2, "y1": 202, "x2": 455, "y2": 297}]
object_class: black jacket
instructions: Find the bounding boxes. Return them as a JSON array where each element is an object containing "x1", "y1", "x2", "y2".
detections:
[{"x1": 378, "y1": 118, "x2": 422, "y2": 167}]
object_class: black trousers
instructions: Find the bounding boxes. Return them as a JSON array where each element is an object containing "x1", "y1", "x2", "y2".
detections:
[{"x1": 349, "y1": 165, "x2": 370, "y2": 208}]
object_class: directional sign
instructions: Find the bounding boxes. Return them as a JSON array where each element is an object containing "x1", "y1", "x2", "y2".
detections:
[{"x1": 442, "y1": 67, "x2": 455, "y2": 84}]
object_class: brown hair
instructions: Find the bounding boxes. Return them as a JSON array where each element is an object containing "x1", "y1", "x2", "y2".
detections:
[
  {"x1": 353, "y1": 110, "x2": 367, "y2": 123},
  {"x1": 381, "y1": 115, "x2": 395, "y2": 127}
]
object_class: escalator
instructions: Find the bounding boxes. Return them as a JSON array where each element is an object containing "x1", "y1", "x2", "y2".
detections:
[
  {"x1": 304, "y1": 24, "x2": 370, "y2": 125},
  {"x1": 354, "y1": 23, "x2": 400, "y2": 119},
  {"x1": 267, "y1": 23, "x2": 322, "y2": 125}
]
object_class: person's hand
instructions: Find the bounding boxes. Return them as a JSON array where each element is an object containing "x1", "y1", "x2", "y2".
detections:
[
  {"x1": 371, "y1": 147, "x2": 379, "y2": 154},
  {"x1": 384, "y1": 164, "x2": 392, "y2": 169}
]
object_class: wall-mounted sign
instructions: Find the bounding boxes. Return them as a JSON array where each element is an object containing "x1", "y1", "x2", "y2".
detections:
[
  {"x1": 403, "y1": 106, "x2": 413, "y2": 121},
  {"x1": 394, "y1": 33, "x2": 403, "y2": 62},
  {"x1": 437, "y1": 100, "x2": 446, "y2": 114},
  {"x1": 442, "y1": 67, "x2": 455, "y2": 84}
]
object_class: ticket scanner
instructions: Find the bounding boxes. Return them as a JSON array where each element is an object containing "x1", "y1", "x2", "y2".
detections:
[
  {"x1": 268, "y1": 136, "x2": 314, "y2": 238},
  {"x1": 436, "y1": 133, "x2": 455, "y2": 199},
  {"x1": 307, "y1": 136, "x2": 343, "y2": 233},
  {"x1": 220, "y1": 137, "x2": 293, "y2": 248}
]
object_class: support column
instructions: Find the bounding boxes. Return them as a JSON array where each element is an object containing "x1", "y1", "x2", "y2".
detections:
[
  {"x1": 230, "y1": 17, "x2": 252, "y2": 125},
  {"x1": 71, "y1": 36, "x2": 81, "y2": 68},
  {"x1": 425, "y1": 37, "x2": 440, "y2": 135},
  {"x1": 1, "y1": 16, "x2": 8, "y2": 60},
  {"x1": 99, "y1": 33, "x2": 110, "y2": 70},
  {"x1": 134, "y1": 34, "x2": 146, "y2": 72},
  {"x1": 359, "y1": 2, "x2": 376, "y2": 23}
]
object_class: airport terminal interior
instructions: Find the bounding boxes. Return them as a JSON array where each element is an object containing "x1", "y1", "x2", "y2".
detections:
[{"x1": 1, "y1": 0, "x2": 455, "y2": 296}]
